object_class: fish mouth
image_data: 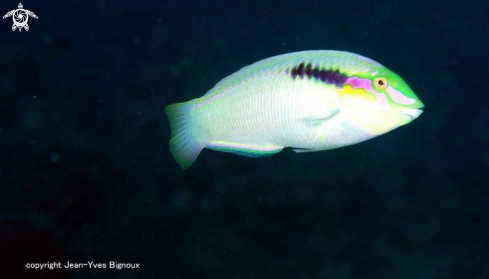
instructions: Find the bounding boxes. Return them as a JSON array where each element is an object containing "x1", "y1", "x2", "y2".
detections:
[{"x1": 401, "y1": 108, "x2": 424, "y2": 120}]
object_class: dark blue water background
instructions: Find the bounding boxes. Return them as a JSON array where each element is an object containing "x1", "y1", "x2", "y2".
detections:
[{"x1": 1, "y1": 0, "x2": 488, "y2": 278}]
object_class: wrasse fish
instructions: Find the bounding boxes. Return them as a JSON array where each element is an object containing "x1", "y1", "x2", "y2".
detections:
[{"x1": 165, "y1": 51, "x2": 424, "y2": 169}]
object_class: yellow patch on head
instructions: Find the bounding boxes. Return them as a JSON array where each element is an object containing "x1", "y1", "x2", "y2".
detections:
[{"x1": 341, "y1": 86, "x2": 377, "y2": 102}]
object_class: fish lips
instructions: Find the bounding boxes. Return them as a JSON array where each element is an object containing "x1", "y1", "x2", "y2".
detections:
[{"x1": 401, "y1": 108, "x2": 424, "y2": 120}]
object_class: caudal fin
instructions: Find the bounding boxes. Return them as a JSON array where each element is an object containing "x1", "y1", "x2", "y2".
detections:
[{"x1": 165, "y1": 102, "x2": 205, "y2": 169}]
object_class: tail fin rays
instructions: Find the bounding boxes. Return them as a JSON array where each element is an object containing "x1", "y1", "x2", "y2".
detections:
[{"x1": 165, "y1": 102, "x2": 205, "y2": 169}]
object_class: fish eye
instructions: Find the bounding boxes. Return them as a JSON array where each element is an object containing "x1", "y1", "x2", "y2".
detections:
[{"x1": 374, "y1": 77, "x2": 388, "y2": 90}]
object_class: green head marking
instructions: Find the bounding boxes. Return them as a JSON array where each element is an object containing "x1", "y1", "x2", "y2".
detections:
[
  {"x1": 339, "y1": 58, "x2": 424, "y2": 136},
  {"x1": 343, "y1": 61, "x2": 424, "y2": 110}
]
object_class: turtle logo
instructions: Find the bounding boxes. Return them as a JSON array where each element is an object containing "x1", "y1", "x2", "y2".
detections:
[{"x1": 3, "y1": 3, "x2": 38, "y2": 32}]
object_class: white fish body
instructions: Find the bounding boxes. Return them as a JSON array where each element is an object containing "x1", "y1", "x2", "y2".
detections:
[{"x1": 166, "y1": 51, "x2": 424, "y2": 169}]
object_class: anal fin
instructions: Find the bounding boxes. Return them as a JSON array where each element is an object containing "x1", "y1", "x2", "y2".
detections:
[
  {"x1": 292, "y1": 148, "x2": 321, "y2": 153},
  {"x1": 207, "y1": 141, "x2": 283, "y2": 158}
]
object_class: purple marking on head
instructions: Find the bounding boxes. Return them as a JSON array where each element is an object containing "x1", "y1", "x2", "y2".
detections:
[
  {"x1": 346, "y1": 77, "x2": 389, "y2": 108},
  {"x1": 385, "y1": 86, "x2": 416, "y2": 105},
  {"x1": 346, "y1": 76, "x2": 371, "y2": 90},
  {"x1": 285, "y1": 67, "x2": 290, "y2": 75}
]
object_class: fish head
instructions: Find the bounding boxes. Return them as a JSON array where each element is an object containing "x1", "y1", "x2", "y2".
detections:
[{"x1": 339, "y1": 66, "x2": 424, "y2": 136}]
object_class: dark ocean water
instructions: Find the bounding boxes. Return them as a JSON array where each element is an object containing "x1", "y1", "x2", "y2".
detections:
[{"x1": 1, "y1": 0, "x2": 488, "y2": 278}]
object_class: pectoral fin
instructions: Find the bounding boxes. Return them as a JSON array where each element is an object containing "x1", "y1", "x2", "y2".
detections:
[
  {"x1": 293, "y1": 107, "x2": 341, "y2": 153},
  {"x1": 300, "y1": 107, "x2": 340, "y2": 127}
]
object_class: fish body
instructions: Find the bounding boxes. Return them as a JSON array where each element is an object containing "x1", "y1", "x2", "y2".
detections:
[{"x1": 165, "y1": 51, "x2": 424, "y2": 169}]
